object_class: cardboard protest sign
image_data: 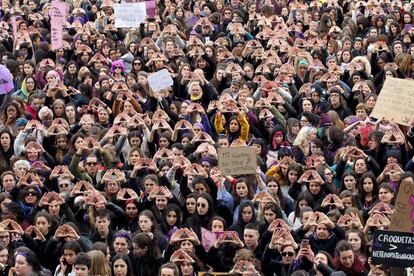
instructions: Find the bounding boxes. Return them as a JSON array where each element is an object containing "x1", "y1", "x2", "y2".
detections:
[
  {"x1": 372, "y1": 230, "x2": 414, "y2": 267},
  {"x1": 147, "y1": 69, "x2": 174, "y2": 92},
  {"x1": 218, "y1": 147, "x2": 257, "y2": 176},
  {"x1": 370, "y1": 78, "x2": 414, "y2": 126},
  {"x1": 114, "y1": 3, "x2": 146, "y2": 28},
  {"x1": 372, "y1": 179, "x2": 414, "y2": 267},
  {"x1": 389, "y1": 179, "x2": 414, "y2": 233}
]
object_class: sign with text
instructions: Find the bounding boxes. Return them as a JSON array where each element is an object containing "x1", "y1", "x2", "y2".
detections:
[
  {"x1": 147, "y1": 69, "x2": 174, "y2": 92},
  {"x1": 370, "y1": 78, "x2": 414, "y2": 126},
  {"x1": 389, "y1": 179, "x2": 414, "y2": 233},
  {"x1": 114, "y1": 3, "x2": 146, "y2": 28},
  {"x1": 122, "y1": 0, "x2": 157, "y2": 17},
  {"x1": 372, "y1": 230, "x2": 414, "y2": 267},
  {"x1": 50, "y1": 1, "x2": 68, "y2": 50},
  {"x1": 218, "y1": 147, "x2": 257, "y2": 176}
]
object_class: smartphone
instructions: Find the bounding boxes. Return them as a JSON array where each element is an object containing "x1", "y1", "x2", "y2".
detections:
[
  {"x1": 301, "y1": 239, "x2": 309, "y2": 249},
  {"x1": 405, "y1": 24, "x2": 412, "y2": 32}
]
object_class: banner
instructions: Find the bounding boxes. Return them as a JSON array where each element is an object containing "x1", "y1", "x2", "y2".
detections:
[
  {"x1": 218, "y1": 147, "x2": 257, "y2": 175},
  {"x1": 370, "y1": 77, "x2": 414, "y2": 126}
]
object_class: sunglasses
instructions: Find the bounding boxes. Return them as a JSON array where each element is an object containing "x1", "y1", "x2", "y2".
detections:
[
  {"x1": 282, "y1": 252, "x2": 295, "y2": 257},
  {"x1": 134, "y1": 62, "x2": 141, "y2": 65},
  {"x1": 59, "y1": 183, "x2": 70, "y2": 188},
  {"x1": 114, "y1": 66, "x2": 122, "y2": 69},
  {"x1": 197, "y1": 203, "x2": 207, "y2": 208},
  {"x1": 87, "y1": 162, "x2": 98, "y2": 166},
  {"x1": 27, "y1": 191, "x2": 37, "y2": 196}
]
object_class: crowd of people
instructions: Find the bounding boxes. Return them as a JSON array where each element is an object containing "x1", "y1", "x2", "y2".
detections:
[{"x1": 0, "y1": 0, "x2": 414, "y2": 275}]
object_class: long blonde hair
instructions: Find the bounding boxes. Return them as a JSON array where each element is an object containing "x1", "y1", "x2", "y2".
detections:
[{"x1": 87, "y1": 250, "x2": 111, "y2": 276}]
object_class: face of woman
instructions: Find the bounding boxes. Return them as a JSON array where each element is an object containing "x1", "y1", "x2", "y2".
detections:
[
  {"x1": 354, "y1": 159, "x2": 367, "y2": 174},
  {"x1": 180, "y1": 262, "x2": 194, "y2": 276},
  {"x1": 129, "y1": 150, "x2": 141, "y2": 166},
  {"x1": 229, "y1": 119, "x2": 240, "y2": 133},
  {"x1": 63, "y1": 249, "x2": 76, "y2": 265},
  {"x1": 144, "y1": 180, "x2": 157, "y2": 194},
  {"x1": 2, "y1": 175, "x2": 15, "y2": 192},
  {"x1": 35, "y1": 216, "x2": 50, "y2": 235},
  {"x1": 23, "y1": 64, "x2": 34, "y2": 75},
  {"x1": 343, "y1": 175, "x2": 356, "y2": 191},
  {"x1": 197, "y1": 197, "x2": 209, "y2": 216},
  {"x1": 366, "y1": 96, "x2": 376, "y2": 109},
  {"x1": 66, "y1": 106, "x2": 76, "y2": 119},
  {"x1": 6, "y1": 106, "x2": 17, "y2": 121},
  {"x1": 314, "y1": 253, "x2": 328, "y2": 265},
  {"x1": 180, "y1": 240, "x2": 194, "y2": 253},
  {"x1": 48, "y1": 200, "x2": 61, "y2": 217},
  {"x1": 0, "y1": 133, "x2": 10, "y2": 149},
  {"x1": 113, "y1": 259, "x2": 128, "y2": 276},
  {"x1": 25, "y1": 189, "x2": 38, "y2": 204},
  {"x1": 211, "y1": 220, "x2": 224, "y2": 232},
  {"x1": 266, "y1": 181, "x2": 279, "y2": 195},
  {"x1": 348, "y1": 232, "x2": 362, "y2": 251},
  {"x1": 0, "y1": 249, "x2": 8, "y2": 265},
  {"x1": 15, "y1": 254, "x2": 33, "y2": 276},
  {"x1": 236, "y1": 182, "x2": 248, "y2": 198},
  {"x1": 98, "y1": 110, "x2": 109, "y2": 123},
  {"x1": 241, "y1": 206, "x2": 253, "y2": 222},
  {"x1": 139, "y1": 215, "x2": 153, "y2": 232},
  {"x1": 155, "y1": 197, "x2": 168, "y2": 210},
  {"x1": 309, "y1": 182, "x2": 321, "y2": 195},
  {"x1": 264, "y1": 209, "x2": 276, "y2": 224},
  {"x1": 362, "y1": 177, "x2": 374, "y2": 193},
  {"x1": 281, "y1": 245, "x2": 296, "y2": 264},
  {"x1": 125, "y1": 203, "x2": 138, "y2": 218},
  {"x1": 379, "y1": 188, "x2": 394, "y2": 203},
  {"x1": 26, "y1": 77, "x2": 35, "y2": 91},
  {"x1": 114, "y1": 237, "x2": 129, "y2": 254},
  {"x1": 166, "y1": 211, "x2": 178, "y2": 226},
  {"x1": 185, "y1": 198, "x2": 196, "y2": 214}
]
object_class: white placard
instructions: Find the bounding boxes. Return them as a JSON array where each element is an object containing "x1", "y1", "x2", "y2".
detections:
[
  {"x1": 114, "y1": 3, "x2": 146, "y2": 28},
  {"x1": 147, "y1": 69, "x2": 174, "y2": 92}
]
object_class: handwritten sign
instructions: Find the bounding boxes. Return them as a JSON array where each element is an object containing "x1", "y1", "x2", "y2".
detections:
[
  {"x1": 50, "y1": 1, "x2": 68, "y2": 51},
  {"x1": 372, "y1": 230, "x2": 414, "y2": 267},
  {"x1": 114, "y1": 3, "x2": 146, "y2": 28},
  {"x1": 389, "y1": 179, "x2": 414, "y2": 233},
  {"x1": 370, "y1": 78, "x2": 414, "y2": 126},
  {"x1": 218, "y1": 147, "x2": 257, "y2": 176},
  {"x1": 147, "y1": 69, "x2": 174, "y2": 92},
  {"x1": 122, "y1": 0, "x2": 157, "y2": 17}
]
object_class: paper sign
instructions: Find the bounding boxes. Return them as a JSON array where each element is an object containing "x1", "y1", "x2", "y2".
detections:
[
  {"x1": 147, "y1": 69, "x2": 173, "y2": 92},
  {"x1": 372, "y1": 230, "x2": 414, "y2": 267},
  {"x1": 218, "y1": 147, "x2": 257, "y2": 176},
  {"x1": 50, "y1": 1, "x2": 68, "y2": 51},
  {"x1": 389, "y1": 179, "x2": 414, "y2": 233},
  {"x1": 50, "y1": 22, "x2": 63, "y2": 50},
  {"x1": 114, "y1": 3, "x2": 146, "y2": 28},
  {"x1": 145, "y1": 0, "x2": 157, "y2": 17},
  {"x1": 370, "y1": 78, "x2": 414, "y2": 126}
]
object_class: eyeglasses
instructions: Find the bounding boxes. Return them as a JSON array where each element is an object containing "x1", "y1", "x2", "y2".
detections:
[
  {"x1": 134, "y1": 62, "x2": 141, "y2": 66},
  {"x1": 197, "y1": 203, "x2": 207, "y2": 208},
  {"x1": 282, "y1": 252, "x2": 295, "y2": 257},
  {"x1": 87, "y1": 162, "x2": 98, "y2": 166}
]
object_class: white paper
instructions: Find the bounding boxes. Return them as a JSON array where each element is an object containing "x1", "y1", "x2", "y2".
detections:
[{"x1": 147, "y1": 69, "x2": 174, "y2": 92}]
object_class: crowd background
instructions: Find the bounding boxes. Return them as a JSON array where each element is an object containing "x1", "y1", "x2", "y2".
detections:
[{"x1": 0, "y1": 0, "x2": 414, "y2": 275}]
